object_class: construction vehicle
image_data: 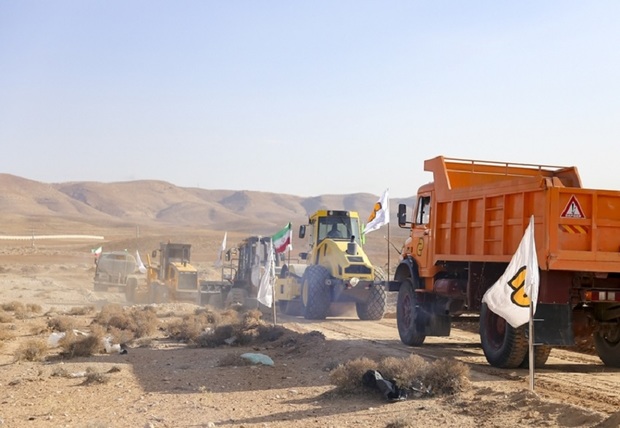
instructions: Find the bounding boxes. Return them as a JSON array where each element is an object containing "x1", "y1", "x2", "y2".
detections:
[
  {"x1": 393, "y1": 156, "x2": 620, "y2": 368},
  {"x1": 275, "y1": 210, "x2": 387, "y2": 320},
  {"x1": 199, "y1": 236, "x2": 278, "y2": 309},
  {"x1": 127, "y1": 242, "x2": 205, "y2": 304},
  {"x1": 93, "y1": 251, "x2": 143, "y2": 292}
]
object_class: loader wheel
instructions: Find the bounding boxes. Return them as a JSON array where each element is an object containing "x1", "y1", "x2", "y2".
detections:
[
  {"x1": 356, "y1": 284, "x2": 387, "y2": 320},
  {"x1": 150, "y1": 283, "x2": 170, "y2": 304},
  {"x1": 479, "y1": 302, "x2": 528, "y2": 368},
  {"x1": 302, "y1": 265, "x2": 331, "y2": 320},
  {"x1": 397, "y1": 278, "x2": 426, "y2": 346},
  {"x1": 519, "y1": 345, "x2": 552, "y2": 368},
  {"x1": 594, "y1": 325, "x2": 620, "y2": 367},
  {"x1": 126, "y1": 279, "x2": 137, "y2": 303}
]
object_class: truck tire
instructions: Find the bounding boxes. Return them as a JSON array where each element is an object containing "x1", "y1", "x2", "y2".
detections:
[
  {"x1": 356, "y1": 284, "x2": 387, "y2": 320},
  {"x1": 94, "y1": 282, "x2": 108, "y2": 292},
  {"x1": 126, "y1": 279, "x2": 137, "y2": 303},
  {"x1": 479, "y1": 303, "x2": 528, "y2": 368},
  {"x1": 519, "y1": 345, "x2": 552, "y2": 368},
  {"x1": 302, "y1": 265, "x2": 331, "y2": 320},
  {"x1": 397, "y1": 278, "x2": 426, "y2": 346},
  {"x1": 594, "y1": 328, "x2": 620, "y2": 367}
]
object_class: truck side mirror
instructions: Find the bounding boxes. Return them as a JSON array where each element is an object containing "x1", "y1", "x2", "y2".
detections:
[
  {"x1": 225, "y1": 250, "x2": 231, "y2": 262},
  {"x1": 398, "y1": 204, "x2": 407, "y2": 227},
  {"x1": 299, "y1": 252, "x2": 308, "y2": 260},
  {"x1": 299, "y1": 225, "x2": 306, "y2": 239}
]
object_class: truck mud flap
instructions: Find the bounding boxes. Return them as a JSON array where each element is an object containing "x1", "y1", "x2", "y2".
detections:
[{"x1": 529, "y1": 303, "x2": 574, "y2": 346}]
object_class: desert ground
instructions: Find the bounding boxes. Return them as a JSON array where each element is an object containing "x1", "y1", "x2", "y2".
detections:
[{"x1": 1, "y1": 234, "x2": 620, "y2": 428}]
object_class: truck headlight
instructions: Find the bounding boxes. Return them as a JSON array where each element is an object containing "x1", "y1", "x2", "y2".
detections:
[{"x1": 349, "y1": 277, "x2": 360, "y2": 287}]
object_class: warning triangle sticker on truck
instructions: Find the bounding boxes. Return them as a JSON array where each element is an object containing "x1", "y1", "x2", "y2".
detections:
[{"x1": 561, "y1": 195, "x2": 586, "y2": 218}]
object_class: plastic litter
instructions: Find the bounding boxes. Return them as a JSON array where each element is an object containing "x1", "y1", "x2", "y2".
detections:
[{"x1": 240, "y1": 353, "x2": 274, "y2": 366}]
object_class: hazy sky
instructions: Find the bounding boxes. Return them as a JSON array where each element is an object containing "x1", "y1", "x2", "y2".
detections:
[{"x1": 1, "y1": 1, "x2": 619, "y2": 197}]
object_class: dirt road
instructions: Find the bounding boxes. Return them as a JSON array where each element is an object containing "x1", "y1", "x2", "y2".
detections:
[{"x1": 1, "y1": 248, "x2": 619, "y2": 427}]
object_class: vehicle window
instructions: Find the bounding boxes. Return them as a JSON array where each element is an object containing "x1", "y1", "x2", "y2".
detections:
[{"x1": 416, "y1": 196, "x2": 431, "y2": 225}]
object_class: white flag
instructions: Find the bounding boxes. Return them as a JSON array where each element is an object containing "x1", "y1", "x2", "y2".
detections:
[
  {"x1": 257, "y1": 245, "x2": 276, "y2": 308},
  {"x1": 482, "y1": 216, "x2": 539, "y2": 328},
  {"x1": 363, "y1": 188, "x2": 390, "y2": 234},
  {"x1": 215, "y1": 232, "x2": 227, "y2": 267},
  {"x1": 136, "y1": 250, "x2": 147, "y2": 274}
]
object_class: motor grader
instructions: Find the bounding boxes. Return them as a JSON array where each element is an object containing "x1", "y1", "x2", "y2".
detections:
[
  {"x1": 275, "y1": 210, "x2": 387, "y2": 320},
  {"x1": 126, "y1": 242, "x2": 204, "y2": 304},
  {"x1": 200, "y1": 235, "x2": 277, "y2": 309}
]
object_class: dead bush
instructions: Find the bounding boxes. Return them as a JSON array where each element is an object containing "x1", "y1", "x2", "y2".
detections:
[
  {"x1": 385, "y1": 419, "x2": 413, "y2": 428},
  {"x1": 329, "y1": 357, "x2": 378, "y2": 393},
  {"x1": 59, "y1": 327, "x2": 104, "y2": 358},
  {"x1": 93, "y1": 304, "x2": 158, "y2": 338},
  {"x1": 0, "y1": 327, "x2": 15, "y2": 341},
  {"x1": 47, "y1": 315, "x2": 77, "y2": 332},
  {"x1": 1, "y1": 301, "x2": 25, "y2": 312},
  {"x1": 379, "y1": 354, "x2": 428, "y2": 389},
  {"x1": 26, "y1": 303, "x2": 43, "y2": 314},
  {"x1": 82, "y1": 367, "x2": 111, "y2": 385},
  {"x1": 14, "y1": 338, "x2": 48, "y2": 362},
  {"x1": 29, "y1": 321, "x2": 48, "y2": 335},
  {"x1": 423, "y1": 358, "x2": 470, "y2": 395},
  {"x1": 330, "y1": 355, "x2": 469, "y2": 397},
  {"x1": 166, "y1": 312, "x2": 215, "y2": 342},
  {"x1": 107, "y1": 326, "x2": 134, "y2": 345},
  {"x1": 0, "y1": 310, "x2": 14, "y2": 323},
  {"x1": 68, "y1": 305, "x2": 95, "y2": 316}
]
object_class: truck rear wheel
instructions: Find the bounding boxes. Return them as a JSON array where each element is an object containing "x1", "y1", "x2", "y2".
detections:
[
  {"x1": 397, "y1": 278, "x2": 426, "y2": 346},
  {"x1": 302, "y1": 265, "x2": 331, "y2": 320},
  {"x1": 150, "y1": 283, "x2": 170, "y2": 304},
  {"x1": 594, "y1": 326, "x2": 620, "y2": 367},
  {"x1": 519, "y1": 345, "x2": 552, "y2": 368},
  {"x1": 126, "y1": 279, "x2": 137, "y2": 303},
  {"x1": 356, "y1": 284, "x2": 387, "y2": 320},
  {"x1": 479, "y1": 303, "x2": 528, "y2": 368}
]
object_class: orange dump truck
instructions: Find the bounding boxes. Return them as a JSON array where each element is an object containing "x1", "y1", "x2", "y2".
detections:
[{"x1": 393, "y1": 156, "x2": 620, "y2": 368}]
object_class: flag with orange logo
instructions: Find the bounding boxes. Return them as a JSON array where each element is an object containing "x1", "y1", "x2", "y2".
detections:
[
  {"x1": 363, "y1": 189, "x2": 389, "y2": 235},
  {"x1": 482, "y1": 216, "x2": 539, "y2": 328}
]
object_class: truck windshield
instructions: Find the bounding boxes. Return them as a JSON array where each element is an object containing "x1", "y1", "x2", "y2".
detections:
[{"x1": 317, "y1": 216, "x2": 360, "y2": 244}]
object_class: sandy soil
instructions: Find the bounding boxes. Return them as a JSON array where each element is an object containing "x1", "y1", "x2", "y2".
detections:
[{"x1": 1, "y1": 246, "x2": 619, "y2": 428}]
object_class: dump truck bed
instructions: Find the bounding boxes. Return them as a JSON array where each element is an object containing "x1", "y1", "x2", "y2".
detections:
[{"x1": 426, "y1": 156, "x2": 620, "y2": 272}]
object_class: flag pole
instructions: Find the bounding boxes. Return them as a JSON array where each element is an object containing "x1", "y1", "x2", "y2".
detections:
[
  {"x1": 387, "y1": 220, "x2": 391, "y2": 281},
  {"x1": 528, "y1": 299, "x2": 534, "y2": 391}
]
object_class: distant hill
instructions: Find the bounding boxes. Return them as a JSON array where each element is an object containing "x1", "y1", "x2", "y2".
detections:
[{"x1": 0, "y1": 174, "x2": 415, "y2": 236}]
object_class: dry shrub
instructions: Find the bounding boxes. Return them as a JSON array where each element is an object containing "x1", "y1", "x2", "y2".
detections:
[
  {"x1": 59, "y1": 326, "x2": 104, "y2": 358},
  {"x1": 423, "y1": 358, "x2": 470, "y2": 395},
  {"x1": 167, "y1": 311, "x2": 216, "y2": 342},
  {"x1": 385, "y1": 419, "x2": 413, "y2": 428},
  {"x1": 218, "y1": 352, "x2": 252, "y2": 367},
  {"x1": 0, "y1": 310, "x2": 14, "y2": 323},
  {"x1": 93, "y1": 304, "x2": 158, "y2": 339},
  {"x1": 1, "y1": 301, "x2": 25, "y2": 312},
  {"x1": 330, "y1": 355, "x2": 469, "y2": 397},
  {"x1": 26, "y1": 303, "x2": 43, "y2": 314},
  {"x1": 0, "y1": 327, "x2": 15, "y2": 341},
  {"x1": 107, "y1": 326, "x2": 134, "y2": 345},
  {"x1": 47, "y1": 315, "x2": 77, "y2": 332},
  {"x1": 68, "y1": 305, "x2": 95, "y2": 316},
  {"x1": 29, "y1": 321, "x2": 48, "y2": 335},
  {"x1": 379, "y1": 354, "x2": 428, "y2": 389},
  {"x1": 82, "y1": 367, "x2": 111, "y2": 385},
  {"x1": 15, "y1": 338, "x2": 48, "y2": 361},
  {"x1": 329, "y1": 357, "x2": 378, "y2": 393}
]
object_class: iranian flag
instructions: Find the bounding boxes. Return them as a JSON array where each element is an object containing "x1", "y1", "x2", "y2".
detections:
[{"x1": 273, "y1": 222, "x2": 292, "y2": 254}]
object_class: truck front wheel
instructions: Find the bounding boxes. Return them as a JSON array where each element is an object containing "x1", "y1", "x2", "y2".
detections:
[
  {"x1": 302, "y1": 266, "x2": 331, "y2": 320},
  {"x1": 594, "y1": 325, "x2": 620, "y2": 367},
  {"x1": 356, "y1": 284, "x2": 387, "y2": 320},
  {"x1": 479, "y1": 303, "x2": 528, "y2": 368},
  {"x1": 126, "y1": 279, "x2": 137, "y2": 303},
  {"x1": 397, "y1": 278, "x2": 426, "y2": 346}
]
